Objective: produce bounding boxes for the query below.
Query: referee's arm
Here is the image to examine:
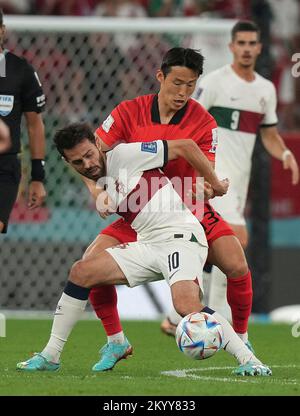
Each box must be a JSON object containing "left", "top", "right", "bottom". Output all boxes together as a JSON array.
[
  {"left": 0, "top": 119, "right": 10, "bottom": 153},
  {"left": 25, "top": 111, "right": 47, "bottom": 209}
]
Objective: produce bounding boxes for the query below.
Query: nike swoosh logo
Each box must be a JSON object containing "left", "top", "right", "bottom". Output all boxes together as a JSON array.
[
  {"left": 223, "top": 341, "right": 230, "bottom": 350},
  {"left": 230, "top": 97, "right": 240, "bottom": 101},
  {"left": 169, "top": 270, "right": 180, "bottom": 281},
  {"left": 54, "top": 313, "right": 63, "bottom": 316}
]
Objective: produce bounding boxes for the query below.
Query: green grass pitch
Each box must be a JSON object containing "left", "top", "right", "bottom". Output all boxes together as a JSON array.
[{"left": 0, "top": 319, "right": 299, "bottom": 396}]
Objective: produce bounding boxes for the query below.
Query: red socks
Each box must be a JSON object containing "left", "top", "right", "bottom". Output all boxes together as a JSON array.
[
  {"left": 89, "top": 286, "right": 122, "bottom": 336},
  {"left": 227, "top": 270, "right": 253, "bottom": 334}
]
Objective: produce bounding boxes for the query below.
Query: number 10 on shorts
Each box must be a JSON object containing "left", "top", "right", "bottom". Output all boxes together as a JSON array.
[{"left": 168, "top": 252, "right": 179, "bottom": 272}]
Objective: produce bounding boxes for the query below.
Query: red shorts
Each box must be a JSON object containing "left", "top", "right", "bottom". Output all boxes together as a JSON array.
[{"left": 101, "top": 203, "right": 234, "bottom": 246}]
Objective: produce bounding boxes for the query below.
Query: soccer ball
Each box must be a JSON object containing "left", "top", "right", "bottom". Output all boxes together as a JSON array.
[{"left": 175, "top": 312, "right": 223, "bottom": 360}]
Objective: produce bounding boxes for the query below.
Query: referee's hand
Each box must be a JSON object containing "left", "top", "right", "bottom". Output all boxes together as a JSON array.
[
  {"left": 0, "top": 120, "right": 11, "bottom": 153},
  {"left": 28, "top": 181, "right": 46, "bottom": 209}
]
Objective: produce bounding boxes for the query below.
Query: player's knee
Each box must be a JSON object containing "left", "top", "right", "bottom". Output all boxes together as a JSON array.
[
  {"left": 173, "top": 297, "right": 203, "bottom": 318},
  {"left": 69, "top": 260, "right": 91, "bottom": 287},
  {"left": 238, "top": 235, "right": 248, "bottom": 250},
  {"left": 226, "top": 256, "right": 248, "bottom": 278}
]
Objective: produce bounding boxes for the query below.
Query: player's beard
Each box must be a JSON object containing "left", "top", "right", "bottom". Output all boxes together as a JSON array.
[
  {"left": 84, "top": 166, "right": 102, "bottom": 180},
  {"left": 84, "top": 159, "right": 105, "bottom": 181}
]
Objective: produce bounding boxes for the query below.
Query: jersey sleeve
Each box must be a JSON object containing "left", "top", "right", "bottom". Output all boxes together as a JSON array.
[
  {"left": 21, "top": 61, "right": 45, "bottom": 113},
  {"left": 95, "top": 104, "right": 128, "bottom": 148},
  {"left": 260, "top": 82, "right": 278, "bottom": 127},
  {"left": 111, "top": 140, "right": 168, "bottom": 173},
  {"left": 193, "top": 74, "right": 217, "bottom": 111},
  {"left": 194, "top": 117, "right": 218, "bottom": 163}
]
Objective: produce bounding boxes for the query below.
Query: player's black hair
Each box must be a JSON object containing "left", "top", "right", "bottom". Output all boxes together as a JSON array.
[
  {"left": 160, "top": 47, "right": 204, "bottom": 77},
  {"left": 0, "top": 9, "right": 3, "bottom": 26},
  {"left": 54, "top": 122, "right": 96, "bottom": 158},
  {"left": 231, "top": 20, "right": 261, "bottom": 41}
]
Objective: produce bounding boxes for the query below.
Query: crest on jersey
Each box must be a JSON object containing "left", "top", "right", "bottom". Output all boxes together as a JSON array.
[
  {"left": 102, "top": 114, "right": 114, "bottom": 133},
  {"left": 0, "top": 95, "right": 14, "bottom": 116},
  {"left": 141, "top": 142, "right": 157, "bottom": 153},
  {"left": 259, "top": 97, "right": 267, "bottom": 113}
]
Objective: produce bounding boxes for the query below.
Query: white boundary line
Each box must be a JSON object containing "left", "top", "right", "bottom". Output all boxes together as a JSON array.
[
  {"left": 0, "top": 310, "right": 97, "bottom": 320},
  {"left": 161, "top": 365, "right": 300, "bottom": 386}
]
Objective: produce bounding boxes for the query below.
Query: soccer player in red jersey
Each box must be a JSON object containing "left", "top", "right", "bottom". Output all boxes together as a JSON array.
[{"left": 85, "top": 48, "right": 254, "bottom": 371}]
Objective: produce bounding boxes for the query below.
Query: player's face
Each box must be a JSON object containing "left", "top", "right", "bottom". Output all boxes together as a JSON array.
[
  {"left": 156, "top": 66, "right": 198, "bottom": 111},
  {"left": 64, "top": 139, "right": 105, "bottom": 181},
  {"left": 230, "top": 32, "right": 262, "bottom": 68}
]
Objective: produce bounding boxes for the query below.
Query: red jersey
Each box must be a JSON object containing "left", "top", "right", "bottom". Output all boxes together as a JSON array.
[
  {"left": 95, "top": 94, "right": 218, "bottom": 186},
  {"left": 96, "top": 94, "right": 234, "bottom": 246}
]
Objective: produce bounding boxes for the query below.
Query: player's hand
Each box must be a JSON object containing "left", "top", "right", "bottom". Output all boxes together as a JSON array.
[
  {"left": 211, "top": 178, "right": 229, "bottom": 197},
  {"left": 98, "top": 210, "right": 113, "bottom": 219},
  {"left": 28, "top": 181, "right": 46, "bottom": 209},
  {"left": 191, "top": 181, "right": 215, "bottom": 201},
  {"left": 283, "top": 152, "right": 299, "bottom": 185},
  {"left": 96, "top": 190, "right": 116, "bottom": 219}
]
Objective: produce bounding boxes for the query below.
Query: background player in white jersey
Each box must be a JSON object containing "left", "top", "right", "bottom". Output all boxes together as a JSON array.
[
  {"left": 17, "top": 123, "right": 271, "bottom": 376},
  {"left": 195, "top": 20, "right": 299, "bottom": 314}
]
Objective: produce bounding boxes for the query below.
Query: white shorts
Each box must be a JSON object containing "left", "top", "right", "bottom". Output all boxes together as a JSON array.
[
  {"left": 210, "top": 185, "right": 247, "bottom": 226},
  {"left": 106, "top": 239, "right": 208, "bottom": 290}
]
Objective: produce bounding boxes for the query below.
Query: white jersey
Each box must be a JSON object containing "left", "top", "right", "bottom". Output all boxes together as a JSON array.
[
  {"left": 195, "top": 64, "right": 277, "bottom": 193},
  {"left": 194, "top": 64, "right": 278, "bottom": 224},
  {"left": 104, "top": 140, "right": 207, "bottom": 246}
]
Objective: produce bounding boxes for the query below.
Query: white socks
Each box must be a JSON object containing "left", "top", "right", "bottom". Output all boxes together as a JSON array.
[
  {"left": 42, "top": 292, "right": 88, "bottom": 363},
  {"left": 209, "top": 266, "right": 232, "bottom": 321},
  {"left": 202, "top": 270, "right": 211, "bottom": 305},
  {"left": 107, "top": 331, "right": 126, "bottom": 345},
  {"left": 237, "top": 332, "right": 249, "bottom": 343},
  {"left": 167, "top": 308, "right": 182, "bottom": 326},
  {"left": 212, "top": 311, "right": 259, "bottom": 365}
]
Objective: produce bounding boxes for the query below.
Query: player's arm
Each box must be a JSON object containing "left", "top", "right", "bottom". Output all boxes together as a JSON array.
[
  {"left": 94, "top": 104, "right": 130, "bottom": 152},
  {"left": 25, "top": 111, "right": 47, "bottom": 209},
  {"left": 260, "top": 126, "right": 299, "bottom": 185},
  {"left": 166, "top": 139, "right": 228, "bottom": 196},
  {"left": 81, "top": 176, "right": 113, "bottom": 219},
  {"left": 94, "top": 135, "right": 112, "bottom": 152},
  {"left": 81, "top": 176, "right": 102, "bottom": 200}
]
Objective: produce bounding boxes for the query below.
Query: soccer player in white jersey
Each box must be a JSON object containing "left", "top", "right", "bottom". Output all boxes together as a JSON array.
[
  {"left": 194, "top": 20, "right": 299, "bottom": 313},
  {"left": 17, "top": 123, "right": 271, "bottom": 376}
]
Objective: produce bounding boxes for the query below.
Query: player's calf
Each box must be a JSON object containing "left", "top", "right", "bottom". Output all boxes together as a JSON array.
[{"left": 171, "top": 280, "right": 204, "bottom": 317}]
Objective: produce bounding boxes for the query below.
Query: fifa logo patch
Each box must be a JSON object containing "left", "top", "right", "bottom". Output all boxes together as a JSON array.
[
  {"left": 141, "top": 142, "right": 157, "bottom": 153},
  {"left": 0, "top": 95, "right": 14, "bottom": 116}
]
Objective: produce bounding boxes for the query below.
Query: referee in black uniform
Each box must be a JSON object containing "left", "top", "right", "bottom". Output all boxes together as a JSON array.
[{"left": 0, "top": 10, "right": 46, "bottom": 233}]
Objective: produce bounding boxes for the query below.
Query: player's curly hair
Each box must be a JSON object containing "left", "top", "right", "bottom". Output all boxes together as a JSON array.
[
  {"left": 54, "top": 122, "right": 95, "bottom": 158},
  {"left": 0, "top": 9, "right": 3, "bottom": 26},
  {"left": 160, "top": 48, "right": 204, "bottom": 77}
]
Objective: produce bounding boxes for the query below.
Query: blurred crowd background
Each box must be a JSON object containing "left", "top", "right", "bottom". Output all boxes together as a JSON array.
[{"left": 2, "top": 0, "right": 300, "bottom": 130}]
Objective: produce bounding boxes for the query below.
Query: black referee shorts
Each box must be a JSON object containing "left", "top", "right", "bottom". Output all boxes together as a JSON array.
[{"left": 0, "top": 154, "right": 21, "bottom": 233}]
